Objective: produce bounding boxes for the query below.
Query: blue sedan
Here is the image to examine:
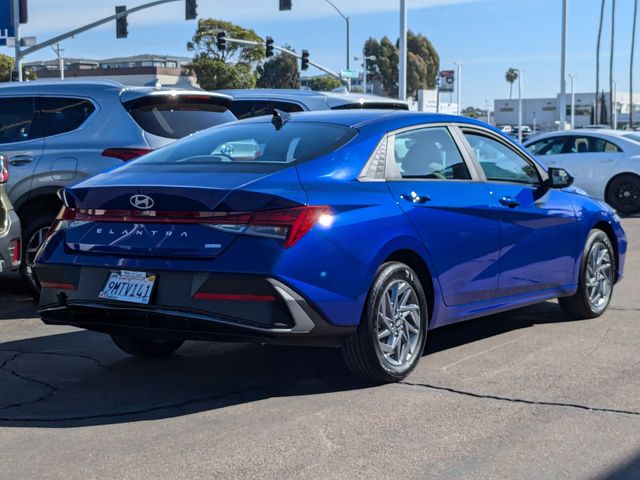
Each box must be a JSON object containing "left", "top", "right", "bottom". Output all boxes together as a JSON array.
[{"left": 35, "top": 110, "right": 626, "bottom": 382}]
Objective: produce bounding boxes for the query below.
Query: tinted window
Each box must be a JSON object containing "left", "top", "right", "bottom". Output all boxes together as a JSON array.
[
  {"left": 393, "top": 127, "right": 470, "bottom": 180},
  {"left": 526, "top": 136, "right": 569, "bottom": 155},
  {"left": 127, "top": 121, "right": 356, "bottom": 171},
  {"left": 567, "top": 136, "right": 622, "bottom": 153},
  {"left": 229, "top": 100, "right": 304, "bottom": 120},
  {"left": 465, "top": 132, "right": 540, "bottom": 185},
  {"left": 40, "top": 97, "right": 95, "bottom": 137},
  {"left": 125, "top": 96, "right": 236, "bottom": 139},
  {"left": 0, "top": 97, "right": 41, "bottom": 144}
]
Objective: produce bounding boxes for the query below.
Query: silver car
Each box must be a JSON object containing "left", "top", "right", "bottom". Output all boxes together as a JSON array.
[
  {"left": 0, "top": 80, "right": 234, "bottom": 293},
  {"left": 0, "top": 155, "right": 21, "bottom": 273}
]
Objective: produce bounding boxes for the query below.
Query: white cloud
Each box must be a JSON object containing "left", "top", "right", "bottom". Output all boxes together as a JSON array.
[{"left": 24, "top": 0, "right": 490, "bottom": 34}]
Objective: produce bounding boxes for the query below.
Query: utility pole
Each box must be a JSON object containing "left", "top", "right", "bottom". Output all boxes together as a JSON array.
[
  {"left": 52, "top": 43, "right": 64, "bottom": 80},
  {"left": 559, "top": 0, "right": 568, "bottom": 130},
  {"left": 398, "top": 0, "right": 407, "bottom": 100},
  {"left": 455, "top": 62, "right": 462, "bottom": 115},
  {"left": 569, "top": 74, "right": 576, "bottom": 129}
]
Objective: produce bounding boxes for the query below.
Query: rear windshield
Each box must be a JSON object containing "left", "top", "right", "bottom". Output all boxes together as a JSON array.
[
  {"left": 128, "top": 121, "right": 357, "bottom": 171},
  {"left": 124, "top": 96, "right": 236, "bottom": 139}
]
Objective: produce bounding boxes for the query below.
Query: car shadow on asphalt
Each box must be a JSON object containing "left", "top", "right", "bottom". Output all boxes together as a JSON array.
[{"left": 0, "top": 299, "right": 580, "bottom": 429}]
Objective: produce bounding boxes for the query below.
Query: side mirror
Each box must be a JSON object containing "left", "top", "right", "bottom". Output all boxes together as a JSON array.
[{"left": 547, "top": 167, "right": 574, "bottom": 189}]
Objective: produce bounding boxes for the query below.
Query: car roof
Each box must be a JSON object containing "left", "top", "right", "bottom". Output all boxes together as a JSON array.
[
  {"left": 0, "top": 80, "right": 232, "bottom": 105},
  {"left": 217, "top": 88, "right": 409, "bottom": 109},
  {"left": 233, "top": 109, "right": 494, "bottom": 131},
  {"left": 524, "top": 129, "right": 640, "bottom": 149}
]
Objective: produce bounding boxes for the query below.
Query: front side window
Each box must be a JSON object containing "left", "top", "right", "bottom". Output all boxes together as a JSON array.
[
  {"left": 465, "top": 132, "right": 540, "bottom": 185},
  {"left": 392, "top": 127, "right": 471, "bottom": 180},
  {"left": 40, "top": 97, "right": 96, "bottom": 137},
  {"left": 0, "top": 97, "right": 40, "bottom": 144},
  {"left": 526, "top": 136, "right": 569, "bottom": 156}
]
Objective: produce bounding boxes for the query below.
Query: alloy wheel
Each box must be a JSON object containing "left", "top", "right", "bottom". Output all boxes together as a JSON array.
[{"left": 585, "top": 241, "right": 613, "bottom": 311}]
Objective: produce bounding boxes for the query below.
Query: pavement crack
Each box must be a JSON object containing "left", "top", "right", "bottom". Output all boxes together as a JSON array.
[
  {"left": 0, "top": 353, "right": 59, "bottom": 412},
  {"left": 399, "top": 381, "right": 640, "bottom": 417},
  {"left": 0, "top": 349, "right": 114, "bottom": 371}
]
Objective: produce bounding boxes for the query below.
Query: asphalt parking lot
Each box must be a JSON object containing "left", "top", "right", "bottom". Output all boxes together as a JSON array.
[{"left": 0, "top": 219, "right": 639, "bottom": 480}]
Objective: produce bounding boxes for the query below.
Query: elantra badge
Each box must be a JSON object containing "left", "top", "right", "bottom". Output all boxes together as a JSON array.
[{"left": 130, "top": 194, "right": 154, "bottom": 210}]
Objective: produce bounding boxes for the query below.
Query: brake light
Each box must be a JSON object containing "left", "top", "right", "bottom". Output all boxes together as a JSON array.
[
  {"left": 0, "top": 155, "right": 8, "bottom": 183},
  {"left": 51, "top": 206, "right": 332, "bottom": 248},
  {"left": 101, "top": 148, "right": 152, "bottom": 161}
]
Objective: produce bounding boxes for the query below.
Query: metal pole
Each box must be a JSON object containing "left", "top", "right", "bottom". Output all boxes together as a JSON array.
[
  {"left": 12, "top": 0, "right": 22, "bottom": 81},
  {"left": 362, "top": 49, "right": 367, "bottom": 94},
  {"left": 559, "top": 0, "right": 568, "bottom": 129},
  {"left": 485, "top": 100, "right": 490, "bottom": 124},
  {"left": 569, "top": 74, "right": 575, "bottom": 128},
  {"left": 398, "top": 0, "right": 407, "bottom": 100},
  {"left": 518, "top": 70, "right": 523, "bottom": 143},
  {"left": 613, "top": 80, "right": 619, "bottom": 129},
  {"left": 455, "top": 62, "right": 462, "bottom": 115},
  {"left": 346, "top": 17, "right": 350, "bottom": 70},
  {"left": 436, "top": 78, "right": 440, "bottom": 113}
]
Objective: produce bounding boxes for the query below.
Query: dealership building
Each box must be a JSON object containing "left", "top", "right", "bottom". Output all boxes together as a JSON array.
[{"left": 493, "top": 92, "right": 640, "bottom": 131}]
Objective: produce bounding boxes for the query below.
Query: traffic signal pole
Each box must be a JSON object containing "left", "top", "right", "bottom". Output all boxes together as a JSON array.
[
  {"left": 12, "top": 0, "right": 22, "bottom": 81},
  {"left": 15, "top": 0, "right": 193, "bottom": 78}
]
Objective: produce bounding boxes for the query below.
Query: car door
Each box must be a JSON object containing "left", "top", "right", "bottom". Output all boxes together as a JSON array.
[
  {"left": 0, "top": 96, "right": 44, "bottom": 204},
  {"left": 461, "top": 128, "right": 577, "bottom": 297},
  {"left": 384, "top": 125, "right": 501, "bottom": 306}
]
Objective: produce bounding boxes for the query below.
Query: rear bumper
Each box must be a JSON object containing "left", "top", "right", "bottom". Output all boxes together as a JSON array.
[
  {"left": 0, "top": 210, "right": 21, "bottom": 273},
  {"left": 36, "top": 265, "right": 354, "bottom": 346}
]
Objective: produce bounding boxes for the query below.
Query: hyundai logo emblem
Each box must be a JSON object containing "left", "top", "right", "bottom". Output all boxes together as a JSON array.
[{"left": 130, "top": 194, "right": 155, "bottom": 210}]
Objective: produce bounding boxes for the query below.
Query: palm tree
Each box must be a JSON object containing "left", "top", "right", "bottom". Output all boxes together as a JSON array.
[
  {"left": 505, "top": 68, "right": 518, "bottom": 100},
  {"left": 630, "top": 0, "right": 638, "bottom": 129},
  {"left": 596, "top": 0, "right": 606, "bottom": 124},
  {"left": 609, "top": 0, "right": 616, "bottom": 127}
]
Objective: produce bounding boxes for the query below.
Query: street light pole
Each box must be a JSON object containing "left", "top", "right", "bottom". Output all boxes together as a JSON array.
[
  {"left": 613, "top": 79, "right": 619, "bottom": 129},
  {"left": 518, "top": 69, "right": 524, "bottom": 143},
  {"left": 559, "top": 0, "right": 568, "bottom": 130},
  {"left": 12, "top": 0, "right": 22, "bottom": 81},
  {"left": 323, "top": 0, "right": 349, "bottom": 70},
  {"left": 398, "top": 0, "right": 407, "bottom": 100},
  {"left": 569, "top": 74, "right": 576, "bottom": 128},
  {"left": 455, "top": 62, "right": 462, "bottom": 115}
]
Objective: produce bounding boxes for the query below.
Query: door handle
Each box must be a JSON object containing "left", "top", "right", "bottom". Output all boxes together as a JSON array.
[
  {"left": 9, "top": 155, "right": 33, "bottom": 166},
  {"left": 400, "top": 192, "right": 431, "bottom": 204},
  {"left": 498, "top": 196, "right": 520, "bottom": 208}
]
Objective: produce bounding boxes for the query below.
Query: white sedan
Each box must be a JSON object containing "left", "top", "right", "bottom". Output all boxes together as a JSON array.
[{"left": 525, "top": 129, "right": 640, "bottom": 214}]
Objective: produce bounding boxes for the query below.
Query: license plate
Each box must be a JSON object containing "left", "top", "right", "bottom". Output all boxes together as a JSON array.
[{"left": 99, "top": 270, "right": 156, "bottom": 305}]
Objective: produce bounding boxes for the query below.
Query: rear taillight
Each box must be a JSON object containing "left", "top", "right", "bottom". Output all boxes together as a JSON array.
[
  {"left": 101, "top": 148, "right": 152, "bottom": 161},
  {"left": 0, "top": 155, "right": 8, "bottom": 183},
  {"left": 50, "top": 206, "right": 333, "bottom": 248}
]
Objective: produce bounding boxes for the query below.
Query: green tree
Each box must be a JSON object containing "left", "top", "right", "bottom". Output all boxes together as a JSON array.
[
  {"left": 306, "top": 75, "right": 341, "bottom": 91},
  {"left": 0, "top": 54, "right": 15, "bottom": 82},
  {"left": 363, "top": 31, "right": 439, "bottom": 98},
  {"left": 505, "top": 68, "right": 519, "bottom": 100},
  {"left": 187, "top": 19, "right": 263, "bottom": 90},
  {"left": 256, "top": 50, "right": 299, "bottom": 89}
]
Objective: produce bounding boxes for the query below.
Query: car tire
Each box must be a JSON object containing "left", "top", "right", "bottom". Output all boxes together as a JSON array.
[
  {"left": 342, "top": 262, "right": 428, "bottom": 383},
  {"left": 559, "top": 229, "right": 615, "bottom": 319},
  {"left": 605, "top": 173, "right": 640, "bottom": 215},
  {"left": 20, "top": 212, "right": 59, "bottom": 299},
  {"left": 111, "top": 334, "right": 184, "bottom": 357}
]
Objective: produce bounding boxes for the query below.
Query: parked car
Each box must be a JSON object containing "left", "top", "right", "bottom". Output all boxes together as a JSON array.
[
  {"left": 35, "top": 110, "right": 626, "bottom": 382},
  {"left": 0, "top": 80, "right": 235, "bottom": 293},
  {"left": 524, "top": 129, "right": 640, "bottom": 214},
  {"left": 217, "top": 88, "right": 408, "bottom": 119},
  {"left": 0, "top": 155, "right": 21, "bottom": 273}
]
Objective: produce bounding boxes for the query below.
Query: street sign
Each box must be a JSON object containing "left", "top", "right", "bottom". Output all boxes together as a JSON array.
[
  {"left": 0, "top": 0, "right": 16, "bottom": 47},
  {"left": 439, "top": 70, "right": 455, "bottom": 92},
  {"left": 341, "top": 68, "right": 359, "bottom": 79}
]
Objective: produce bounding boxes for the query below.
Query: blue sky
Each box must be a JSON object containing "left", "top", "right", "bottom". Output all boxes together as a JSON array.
[{"left": 1, "top": 0, "right": 637, "bottom": 107}]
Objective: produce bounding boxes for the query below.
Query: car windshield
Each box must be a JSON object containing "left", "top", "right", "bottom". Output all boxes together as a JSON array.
[
  {"left": 623, "top": 133, "right": 640, "bottom": 144},
  {"left": 127, "top": 121, "right": 357, "bottom": 172},
  {"left": 124, "top": 95, "right": 236, "bottom": 139}
]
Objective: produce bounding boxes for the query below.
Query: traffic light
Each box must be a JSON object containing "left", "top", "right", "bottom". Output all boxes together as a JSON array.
[
  {"left": 265, "top": 37, "right": 274, "bottom": 58},
  {"left": 279, "top": 0, "right": 292, "bottom": 11},
  {"left": 115, "top": 6, "right": 128, "bottom": 39},
  {"left": 185, "top": 0, "right": 197, "bottom": 20},
  {"left": 216, "top": 31, "right": 227, "bottom": 51},
  {"left": 301, "top": 50, "right": 309, "bottom": 71},
  {"left": 18, "top": 0, "right": 28, "bottom": 23}
]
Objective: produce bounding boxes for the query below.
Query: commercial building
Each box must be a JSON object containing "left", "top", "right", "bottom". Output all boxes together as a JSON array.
[{"left": 25, "top": 54, "right": 198, "bottom": 88}]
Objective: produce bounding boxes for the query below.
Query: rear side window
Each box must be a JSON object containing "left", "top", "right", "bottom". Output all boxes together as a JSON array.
[
  {"left": 124, "top": 96, "right": 236, "bottom": 139},
  {"left": 230, "top": 100, "right": 304, "bottom": 120},
  {"left": 568, "top": 136, "right": 622, "bottom": 154},
  {"left": 40, "top": 97, "right": 95, "bottom": 137},
  {"left": 0, "top": 97, "right": 41, "bottom": 144},
  {"left": 127, "top": 121, "right": 356, "bottom": 172}
]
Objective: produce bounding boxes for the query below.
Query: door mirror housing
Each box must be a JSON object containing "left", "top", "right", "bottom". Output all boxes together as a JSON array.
[{"left": 547, "top": 167, "right": 574, "bottom": 189}]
